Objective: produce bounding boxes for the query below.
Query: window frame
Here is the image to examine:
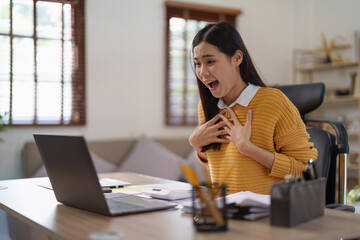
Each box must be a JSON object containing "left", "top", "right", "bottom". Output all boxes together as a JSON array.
[
  {"left": 0, "top": 0, "right": 85, "bottom": 126},
  {"left": 165, "top": 1, "right": 241, "bottom": 126}
]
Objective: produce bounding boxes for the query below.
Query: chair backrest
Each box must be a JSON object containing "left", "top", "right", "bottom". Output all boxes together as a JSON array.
[
  {"left": 275, "top": 82, "right": 325, "bottom": 120},
  {"left": 275, "top": 82, "right": 340, "bottom": 204}
]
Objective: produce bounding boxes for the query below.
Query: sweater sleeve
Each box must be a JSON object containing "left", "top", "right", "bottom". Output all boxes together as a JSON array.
[
  {"left": 196, "top": 101, "right": 209, "bottom": 168},
  {"left": 269, "top": 93, "right": 318, "bottom": 178}
]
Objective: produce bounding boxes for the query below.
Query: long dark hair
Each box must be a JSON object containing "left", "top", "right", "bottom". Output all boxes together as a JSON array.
[{"left": 192, "top": 22, "right": 266, "bottom": 152}]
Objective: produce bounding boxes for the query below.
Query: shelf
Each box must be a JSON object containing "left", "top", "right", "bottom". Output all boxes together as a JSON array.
[
  {"left": 348, "top": 132, "right": 359, "bottom": 137},
  {"left": 324, "top": 95, "right": 359, "bottom": 103},
  {"left": 293, "top": 41, "right": 360, "bottom": 185},
  {"left": 348, "top": 164, "right": 358, "bottom": 179},
  {"left": 294, "top": 44, "right": 352, "bottom": 55},
  {"left": 296, "top": 61, "right": 358, "bottom": 72},
  {"left": 348, "top": 163, "right": 358, "bottom": 171}
]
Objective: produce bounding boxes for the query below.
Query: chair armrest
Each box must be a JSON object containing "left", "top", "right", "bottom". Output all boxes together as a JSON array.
[
  {"left": 306, "top": 119, "right": 349, "bottom": 154},
  {"left": 325, "top": 203, "right": 355, "bottom": 213}
]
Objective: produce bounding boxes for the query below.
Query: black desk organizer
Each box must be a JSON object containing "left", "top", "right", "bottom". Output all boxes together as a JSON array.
[
  {"left": 192, "top": 185, "right": 227, "bottom": 232},
  {"left": 270, "top": 178, "right": 326, "bottom": 227}
]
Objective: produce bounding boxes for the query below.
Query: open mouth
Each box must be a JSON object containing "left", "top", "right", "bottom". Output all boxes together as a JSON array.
[{"left": 208, "top": 80, "right": 219, "bottom": 89}]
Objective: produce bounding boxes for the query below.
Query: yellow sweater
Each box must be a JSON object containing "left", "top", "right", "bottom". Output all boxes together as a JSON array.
[{"left": 198, "top": 87, "right": 318, "bottom": 194}]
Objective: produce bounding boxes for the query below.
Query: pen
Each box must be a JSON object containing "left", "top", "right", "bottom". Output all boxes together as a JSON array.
[
  {"left": 303, "top": 159, "right": 318, "bottom": 180},
  {"left": 103, "top": 188, "right": 112, "bottom": 193},
  {"left": 284, "top": 174, "right": 294, "bottom": 183},
  {"left": 308, "top": 159, "right": 318, "bottom": 179},
  {"left": 109, "top": 186, "right": 124, "bottom": 189}
]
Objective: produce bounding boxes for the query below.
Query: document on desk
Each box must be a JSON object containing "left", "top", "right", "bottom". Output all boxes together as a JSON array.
[
  {"left": 226, "top": 191, "right": 270, "bottom": 207},
  {"left": 107, "top": 180, "right": 193, "bottom": 198},
  {"left": 225, "top": 191, "right": 270, "bottom": 220},
  {"left": 181, "top": 191, "right": 270, "bottom": 215}
]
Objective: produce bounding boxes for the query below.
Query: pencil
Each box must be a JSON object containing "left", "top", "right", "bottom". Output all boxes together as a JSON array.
[
  {"left": 180, "top": 163, "right": 224, "bottom": 225},
  {"left": 210, "top": 159, "right": 239, "bottom": 198}
]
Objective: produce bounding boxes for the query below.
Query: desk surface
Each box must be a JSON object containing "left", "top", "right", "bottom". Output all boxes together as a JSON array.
[{"left": 1, "top": 172, "right": 360, "bottom": 240}]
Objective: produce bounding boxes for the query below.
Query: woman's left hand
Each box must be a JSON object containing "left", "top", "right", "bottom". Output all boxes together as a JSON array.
[{"left": 219, "top": 108, "right": 252, "bottom": 154}]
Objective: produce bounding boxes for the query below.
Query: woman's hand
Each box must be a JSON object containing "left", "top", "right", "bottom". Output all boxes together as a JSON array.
[
  {"left": 189, "top": 111, "right": 230, "bottom": 153},
  {"left": 219, "top": 108, "right": 252, "bottom": 154},
  {"left": 219, "top": 108, "right": 275, "bottom": 169}
]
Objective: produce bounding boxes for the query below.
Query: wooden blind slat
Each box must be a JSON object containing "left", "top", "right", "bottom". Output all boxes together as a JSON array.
[
  {"left": 165, "top": 2, "right": 241, "bottom": 126},
  {"left": 167, "top": 7, "right": 238, "bottom": 23},
  {"left": 9, "top": 0, "right": 13, "bottom": 124},
  {"left": 72, "top": 0, "right": 86, "bottom": 125},
  {"left": 2, "top": 0, "right": 85, "bottom": 126},
  {"left": 165, "top": 1, "right": 242, "bottom": 16},
  {"left": 61, "top": 2, "right": 65, "bottom": 124},
  {"left": 33, "top": 0, "right": 38, "bottom": 124}
]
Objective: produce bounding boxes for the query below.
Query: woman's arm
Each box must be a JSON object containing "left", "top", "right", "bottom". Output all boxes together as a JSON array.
[{"left": 219, "top": 106, "right": 317, "bottom": 177}]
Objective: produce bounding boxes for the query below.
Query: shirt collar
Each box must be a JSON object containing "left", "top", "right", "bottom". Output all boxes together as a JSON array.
[{"left": 217, "top": 84, "right": 260, "bottom": 109}]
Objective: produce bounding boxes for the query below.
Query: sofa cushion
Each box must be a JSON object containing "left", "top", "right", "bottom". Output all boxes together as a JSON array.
[
  {"left": 117, "top": 136, "right": 185, "bottom": 180},
  {"left": 32, "top": 164, "right": 48, "bottom": 178},
  {"left": 32, "top": 151, "right": 117, "bottom": 177}
]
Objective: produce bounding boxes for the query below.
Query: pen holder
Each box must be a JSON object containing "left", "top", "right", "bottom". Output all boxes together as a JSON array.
[
  {"left": 191, "top": 185, "right": 227, "bottom": 232},
  {"left": 270, "top": 177, "right": 326, "bottom": 227}
]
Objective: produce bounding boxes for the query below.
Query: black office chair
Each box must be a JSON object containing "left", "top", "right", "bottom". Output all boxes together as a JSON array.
[{"left": 275, "top": 82, "right": 354, "bottom": 211}]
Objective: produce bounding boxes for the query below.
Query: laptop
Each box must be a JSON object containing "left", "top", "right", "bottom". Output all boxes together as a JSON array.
[{"left": 33, "top": 134, "right": 177, "bottom": 216}]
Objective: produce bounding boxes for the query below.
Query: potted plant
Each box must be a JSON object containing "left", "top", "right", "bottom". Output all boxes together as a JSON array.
[{"left": 347, "top": 185, "right": 360, "bottom": 205}]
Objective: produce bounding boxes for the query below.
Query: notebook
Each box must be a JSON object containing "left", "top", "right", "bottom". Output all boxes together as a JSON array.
[{"left": 33, "top": 134, "right": 177, "bottom": 216}]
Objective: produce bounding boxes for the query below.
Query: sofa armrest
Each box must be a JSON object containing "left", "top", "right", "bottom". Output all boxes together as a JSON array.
[{"left": 22, "top": 142, "right": 43, "bottom": 178}]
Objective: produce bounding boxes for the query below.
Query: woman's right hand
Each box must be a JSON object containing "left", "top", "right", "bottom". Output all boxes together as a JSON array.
[{"left": 189, "top": 112, "right": 230, "bottom": 153}]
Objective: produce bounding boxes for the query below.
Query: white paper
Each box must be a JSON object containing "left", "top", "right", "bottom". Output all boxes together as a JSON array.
[
  {"left": 37, "top": 177, "right": 131, "bottom": 190},
  {"left": 225, "top": 191, "right": 270, "bottom": 207},
  {"left": 98, "top": 178, "right": 131, "bottom": 187}
]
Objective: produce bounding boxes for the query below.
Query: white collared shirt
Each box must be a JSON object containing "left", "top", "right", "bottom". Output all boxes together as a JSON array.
[{"left": 217, "top": 84, "right": 260, "bottom": 109}]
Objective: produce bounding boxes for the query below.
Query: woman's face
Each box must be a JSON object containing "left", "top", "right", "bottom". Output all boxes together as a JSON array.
[{"left": 193, "top": 41, "right": 244, "bottom": 104}]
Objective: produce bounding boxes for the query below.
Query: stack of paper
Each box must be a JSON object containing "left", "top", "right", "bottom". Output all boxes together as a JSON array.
[
  {"left": 226, "top": 191, "right": 270, "bottom": 219},
  {"left": 181, "top": 191, "right": 270, "bottom": 220}
]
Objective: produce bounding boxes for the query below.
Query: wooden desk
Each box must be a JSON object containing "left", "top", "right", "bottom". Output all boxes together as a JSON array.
[{"left": 1, "top": 172, "right": 360, "bottom": 240}]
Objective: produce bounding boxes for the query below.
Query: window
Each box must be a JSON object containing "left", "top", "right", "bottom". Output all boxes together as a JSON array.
[
  {"left": 165, "top": 1, "right": 241, "bottom": 126},
  {"left": 0, "top": 0, "right": 85, "bottom": 126}
]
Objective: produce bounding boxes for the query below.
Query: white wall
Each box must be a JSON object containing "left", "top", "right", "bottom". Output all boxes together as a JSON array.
[
  {"left": 0, "top": 0, "right": 360, "bottom": 180},
  {"left": 297, "top": 0, "right": 360, "bottom": 90}
]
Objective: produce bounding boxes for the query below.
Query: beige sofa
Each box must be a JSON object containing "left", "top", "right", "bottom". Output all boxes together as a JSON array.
[{"left": 22, "top": 137, "right": 193, "bottom": 178}]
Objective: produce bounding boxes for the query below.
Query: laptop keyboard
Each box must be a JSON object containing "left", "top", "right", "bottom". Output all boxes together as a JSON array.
[{"left": 106, "top": 199, "right": 144, "bottom": 211}]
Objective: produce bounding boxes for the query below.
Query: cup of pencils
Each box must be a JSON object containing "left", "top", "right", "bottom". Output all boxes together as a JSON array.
[
  {"left": 191, "top": 184, "right": 227, "bottom": 231},
  {"left": 180, "top": 163, "right": 228, "bottom": 231}
]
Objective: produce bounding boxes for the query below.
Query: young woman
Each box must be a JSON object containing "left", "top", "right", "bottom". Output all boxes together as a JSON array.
[{"left": 189, "top": 22, "right": 318, "bottom": 194}]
